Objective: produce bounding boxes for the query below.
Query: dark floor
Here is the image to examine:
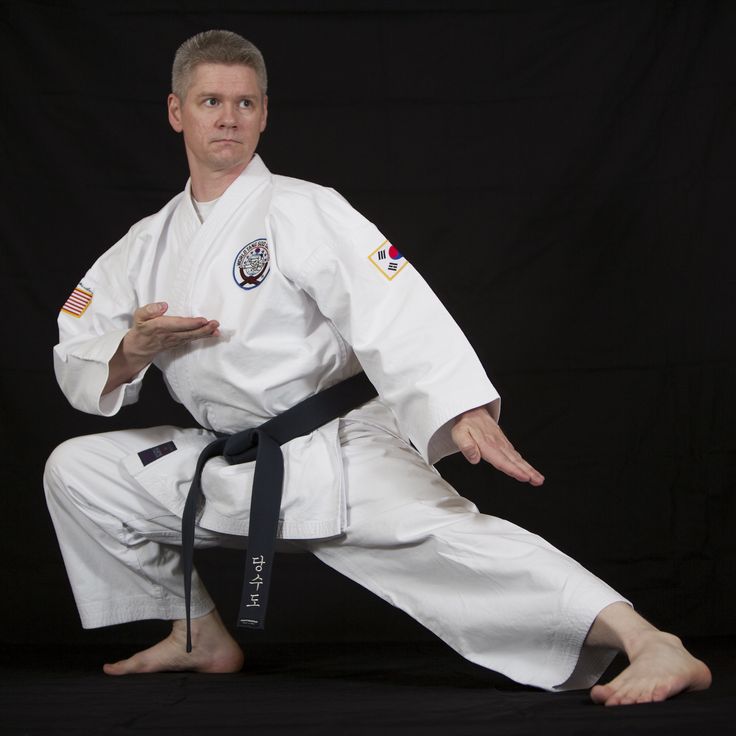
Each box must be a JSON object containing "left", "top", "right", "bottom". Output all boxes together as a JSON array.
[{"left": 1, "top": 638, "right": 734, "bottom": 735}]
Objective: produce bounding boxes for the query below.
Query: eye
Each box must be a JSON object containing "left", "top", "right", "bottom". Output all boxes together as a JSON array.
[
  {"left": 204, "top": 98, "right": 218, "bottom": 107},
  {"left": 239, "top": 99, "right": 252, "bottom": 109}
]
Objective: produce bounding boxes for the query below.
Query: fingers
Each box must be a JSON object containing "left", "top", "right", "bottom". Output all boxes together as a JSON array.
[
  {"left": 451, "top": 409, "right": 545, "bottom": 486},
  {"left": 127, "top": 302, "right": 220, "bottom": 360},
  {"left": 151, "top": 316, "right": 219, "bottom": 336},
  {"left": 135, "top": 302, "right": 215, "bottom": 333},
  {"left": 469, "top": 430, "right": 544, "bottom": 485},
  {"left": 158, "top": 319, "right": 221, "bottom": 348},
  {"left": 467, "top": 426, "right": 545, "bottom": 486},
  {"left": 135, "top": 303, "right": 219, "bottom": 335}
]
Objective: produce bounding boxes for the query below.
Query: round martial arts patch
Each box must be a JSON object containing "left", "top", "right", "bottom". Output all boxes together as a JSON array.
[{"left": 233, "top": 239, "right": 270, "bottom": 290}]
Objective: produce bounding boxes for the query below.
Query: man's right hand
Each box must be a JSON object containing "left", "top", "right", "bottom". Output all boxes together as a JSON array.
[{"left": 103, "top": 302, "right": 220, "bottom": 394}]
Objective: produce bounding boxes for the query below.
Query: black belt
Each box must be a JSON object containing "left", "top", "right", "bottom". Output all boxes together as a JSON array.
[{"left": 181, "top": 372, "right": 377, "bottom": 652}]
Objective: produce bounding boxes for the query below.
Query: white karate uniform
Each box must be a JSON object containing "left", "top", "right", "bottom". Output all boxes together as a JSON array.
[{"left": 44, "top": 155, "right": 627, "bottom": 691}]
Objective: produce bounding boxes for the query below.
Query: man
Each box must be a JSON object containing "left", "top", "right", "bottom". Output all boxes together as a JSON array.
[{"left": 44, "top": 30, "right": 711, "bottom": 706}]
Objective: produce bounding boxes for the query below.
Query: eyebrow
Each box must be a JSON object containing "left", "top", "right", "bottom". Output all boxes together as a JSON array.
[{"left": 197, "top": 92, "right": 259, "bottom": 100}]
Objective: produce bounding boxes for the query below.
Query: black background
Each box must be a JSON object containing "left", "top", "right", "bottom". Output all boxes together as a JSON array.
[{"left": 1, "top": 0, "right": 735, "bottom": 650}]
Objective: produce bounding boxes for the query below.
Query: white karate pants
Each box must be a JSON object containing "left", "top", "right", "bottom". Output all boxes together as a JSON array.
[{"left": 44, "top": 420, "right": 627, "bottom": 692}]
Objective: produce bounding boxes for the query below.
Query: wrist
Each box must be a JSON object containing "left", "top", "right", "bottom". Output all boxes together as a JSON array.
[{"left": 121, "top": 330, "right": 154, "bottom": 369}]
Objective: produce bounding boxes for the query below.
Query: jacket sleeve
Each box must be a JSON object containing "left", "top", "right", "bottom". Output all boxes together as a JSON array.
[
  {"left": 53, "top": 231, "right": 149, "bottom": 416},
  {"left": 276, "top": 187, "right": 500, "bottom": 465}
]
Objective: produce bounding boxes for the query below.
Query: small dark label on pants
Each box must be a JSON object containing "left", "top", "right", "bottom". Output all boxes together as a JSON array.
[{"left": 138, "top": 441, "right": 177, "bottom": 466}]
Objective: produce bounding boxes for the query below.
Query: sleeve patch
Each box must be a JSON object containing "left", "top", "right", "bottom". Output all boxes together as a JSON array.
[
  {"left": 61, "top": 286, "right": 94, "bottom": 318},
  {"left": 368, "top": 241, "right": 409, "bottom": 280}
]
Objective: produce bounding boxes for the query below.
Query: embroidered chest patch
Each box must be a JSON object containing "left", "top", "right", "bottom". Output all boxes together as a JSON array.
[
  {"left": 233, "top": 239, "right": 270, "bottom": 290},
  {"left": 368, "top": 241, "right": 408, "bottom": 280},
  {"left": 61, "top": 285, "right": 94, "bottom": 317}
]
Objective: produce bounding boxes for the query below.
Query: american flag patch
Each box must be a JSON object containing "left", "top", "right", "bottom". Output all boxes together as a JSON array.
[
  {"left": 61, "top": 286, "right": 94, "bottom": 318},
  {"left": 368, "top": 240, "right": 408, "bottom": 281}
]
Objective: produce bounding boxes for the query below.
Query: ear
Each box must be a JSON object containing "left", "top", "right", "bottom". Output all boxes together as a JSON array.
[
  {"left": 260, "top": 94, "right": 268, "bottom": 133},
  {"left": 168, "top": 93, "right": 184, "bottom": 133}
]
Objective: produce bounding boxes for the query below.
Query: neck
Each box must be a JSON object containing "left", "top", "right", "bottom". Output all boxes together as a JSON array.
[{"left": 189, "top": 158, "right": 251, "bottom": 202}]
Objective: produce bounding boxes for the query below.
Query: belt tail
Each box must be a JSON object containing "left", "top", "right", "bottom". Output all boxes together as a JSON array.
[{"left": 236, "top": 430, "right": 284, "bottom": 629}]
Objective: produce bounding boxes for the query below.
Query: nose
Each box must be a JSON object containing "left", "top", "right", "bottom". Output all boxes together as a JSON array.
[{"left": 217, "top": 102, "right": 238, "bottom": 128}]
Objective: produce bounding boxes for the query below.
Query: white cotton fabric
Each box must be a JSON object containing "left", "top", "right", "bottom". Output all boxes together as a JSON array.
[{"left": 47, "top": 155, "right": 628, "bottom": 691}]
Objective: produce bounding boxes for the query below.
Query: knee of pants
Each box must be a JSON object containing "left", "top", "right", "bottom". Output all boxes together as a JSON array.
[
  {"left": 43, "top": 435, "right": 101, "bottom": 510},
  {"left": 44, "top": 437, "right": 75, "bottom": 505}
]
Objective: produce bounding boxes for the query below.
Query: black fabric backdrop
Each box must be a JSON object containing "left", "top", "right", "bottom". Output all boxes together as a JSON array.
[{"left": 1, "top": 0, "right": 734, "bottom": 649}]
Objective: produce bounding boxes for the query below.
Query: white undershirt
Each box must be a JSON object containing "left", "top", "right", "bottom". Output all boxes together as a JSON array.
[{"left": 192, "top": 194, "right": 220, "bottom": 223}]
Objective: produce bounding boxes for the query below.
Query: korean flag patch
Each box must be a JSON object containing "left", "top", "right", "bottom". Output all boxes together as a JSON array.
[{"left": 368, "top": 241, "right": 408, "bottom": 281}]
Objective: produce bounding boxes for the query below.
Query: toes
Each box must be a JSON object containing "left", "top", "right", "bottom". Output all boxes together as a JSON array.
[
  {"left": 590, "top": 684, "right": 613, "bottom": 704},
  {"left": 606, "top": 690, "right": 637, "bottom": 707},
  {"left": 592, "top": 679, "right": 640, "bottom": 707},
  {"left": 603, "top": 682, "right": 671, "bottom": 706},
  {"left": 651, "top": 683, "right": 673, "bottom": 702},
  {"left": 102, "top": 661, "right": 129, "bottom": 676},
  {"left": 103, "top": 654, "right": 150, "bottom": 675}
]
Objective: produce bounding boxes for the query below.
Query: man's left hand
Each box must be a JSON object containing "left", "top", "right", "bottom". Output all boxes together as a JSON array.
[{"left": 451, "top": 406, "right": 545, "bottom": 486}]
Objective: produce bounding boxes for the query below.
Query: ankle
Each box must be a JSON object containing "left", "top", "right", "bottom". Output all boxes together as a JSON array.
[
  {"left": 586, "top": 602, "right": 658, "bottom": 652},
  {"left": 624, "top": 629, "right": 682, "bottom": 659}
]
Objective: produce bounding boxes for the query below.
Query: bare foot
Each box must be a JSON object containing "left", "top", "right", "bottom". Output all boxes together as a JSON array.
[
  {"left": 103, "top": 610, "right": 244, "bottom": 675},
  {"left": 590, "top": 631, "right": 712, "bottom": 706}
]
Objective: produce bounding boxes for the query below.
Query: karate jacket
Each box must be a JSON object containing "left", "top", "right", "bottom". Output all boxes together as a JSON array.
[{"left": 54, "top": 155, "right": 500, "bottom": 539}]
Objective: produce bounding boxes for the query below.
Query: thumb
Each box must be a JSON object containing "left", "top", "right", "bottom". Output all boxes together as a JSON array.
[
  {"left": 145, "top": 301, "right": 168, "bottom": 317},
  {"left": 453, "top": 431, "right": 481, "bottom": 465},
  {"left": 134, "top": 301, "right": 168, "bottom": 326},
  {"left": 460, "top": 443, "right": 481, "bottom": 464}
]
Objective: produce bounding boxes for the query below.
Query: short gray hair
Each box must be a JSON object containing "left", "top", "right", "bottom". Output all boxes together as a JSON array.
[{"left": 171, "top": 30, "right": 268, "bottom": 99}]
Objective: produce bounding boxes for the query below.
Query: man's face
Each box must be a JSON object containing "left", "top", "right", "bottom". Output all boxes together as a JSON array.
[{"left": 168, "top": 63, "right": 268, "bottom": 179}]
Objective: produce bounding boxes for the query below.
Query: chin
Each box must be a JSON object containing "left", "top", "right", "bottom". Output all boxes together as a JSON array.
[{"left": 211, "top": 155, "right": 248, "bottom": 171}]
